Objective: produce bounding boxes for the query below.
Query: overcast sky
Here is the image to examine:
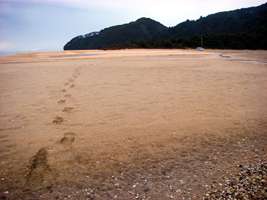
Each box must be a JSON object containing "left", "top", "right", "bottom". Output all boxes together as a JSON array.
[{"left": 0, "top": 0, "right": 266, "bottom": 52}]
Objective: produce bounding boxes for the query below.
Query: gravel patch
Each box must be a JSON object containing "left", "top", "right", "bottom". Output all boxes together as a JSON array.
[{"left": 203, "top": 162, "right": 267, "bottom": 200}]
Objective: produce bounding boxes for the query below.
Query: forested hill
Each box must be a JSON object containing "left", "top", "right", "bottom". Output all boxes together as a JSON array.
[
  {"left": 64, "top": 18, "right": 167, "bottom": 50},
  {"left": 64, "top": 3, "right": 267, "bottom": 50}
]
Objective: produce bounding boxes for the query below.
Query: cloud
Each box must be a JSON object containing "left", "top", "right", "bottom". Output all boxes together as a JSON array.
[
  {"left": 3, "top": 0, "right": 266, "bottom": 24},
  {"left": 4, "top": 0, "right": 266, "bottom": 11},
  {"left": 0, "top": 41, "right": 14, "bottom": 51}
]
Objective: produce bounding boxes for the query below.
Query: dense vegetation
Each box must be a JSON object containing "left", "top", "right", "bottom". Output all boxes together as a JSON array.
[
  {"left": 64, "top": 3, "right": 267, "bottom": 50},
  {"left": 64, "top": 18, "right": 167, "bottom": 50}
]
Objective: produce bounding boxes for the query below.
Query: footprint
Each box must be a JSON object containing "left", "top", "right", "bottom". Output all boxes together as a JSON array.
[
  {"left": 61, "top": 89, "right": 67, "bottom": 93},
  {"left": 68, "top": 78, "right": 74, "bottom": 83},
  {"left": 26, "top": 148, "right": 52, "bottom": 186},
  {"left": 64, "top": 82, "right": 69, "bottom": 86},
  {"left": 59, "top": 132, "right": 76, "bottom": 146},
  {"left": 28, "top": 148, "right": 49, "bottom": 173},
  {"left": 52, "top": 116, "right": 64, "bottom": 124},
  {"left": 62, "top": 107, "right": 74, "bottom": 113},
  {"left": 69, "top": 84, "right": 75, "bottom": 88},
  {"left": 57, "top": 99, "right": 66, "bottom": 104}
]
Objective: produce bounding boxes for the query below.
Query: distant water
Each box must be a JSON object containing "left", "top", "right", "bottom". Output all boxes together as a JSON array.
[
  {"left": 51, "top": 53, "right": 97, "bottom": 58},
  {"left": 0, "top": 51, "right": 16, "bottom": 57},
  {"left": 0, "top": 49, "right": 59, "bottom": 57}
]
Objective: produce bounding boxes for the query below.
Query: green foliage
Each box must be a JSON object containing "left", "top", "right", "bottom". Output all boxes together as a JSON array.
[
  {"left": 64, "top": 18, "right": 167, "bottom": 50},
  {"left": 64, "top": 3, "right": 267, "bottom": 50}
]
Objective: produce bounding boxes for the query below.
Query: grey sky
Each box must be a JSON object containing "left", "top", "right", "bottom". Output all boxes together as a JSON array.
[{"left": 0, "top": 0, "right": 266, "bottom": 52}]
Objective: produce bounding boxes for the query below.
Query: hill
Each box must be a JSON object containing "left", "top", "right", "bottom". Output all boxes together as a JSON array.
[
  {"left": 64, "top": 3, "right": 267, "bottom": 50},
  {"left": 64, "top": 18, "right": 167, "bottom": 50}
]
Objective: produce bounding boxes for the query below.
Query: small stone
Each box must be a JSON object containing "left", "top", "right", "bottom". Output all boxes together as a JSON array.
[
  {"left": 143, "top": 186, "right": 150, "bottom": 192},
  {"left": 176, "top": 189, "right": 182, "bottom": 193},
  {"left": 114, "top": 183, "right": 120, "bottom": 187},
  {"left": 203, "top": 162, "right": 266, "bottom": 200}
]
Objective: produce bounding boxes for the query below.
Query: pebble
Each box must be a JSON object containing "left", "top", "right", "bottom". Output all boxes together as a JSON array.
[
  {"left": 114, "top": 183, "right": 120, "bottom": 187},
  {"left": 203, "top": 162, "right": 267, "bottom": 200},
  {"left": 176, "top": 189, "right": 182, "bottom": 193}
]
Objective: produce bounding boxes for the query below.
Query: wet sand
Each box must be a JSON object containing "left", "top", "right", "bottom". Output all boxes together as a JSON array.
[{"left": 0, "top": 49, "right": 266, "bottom": 199}]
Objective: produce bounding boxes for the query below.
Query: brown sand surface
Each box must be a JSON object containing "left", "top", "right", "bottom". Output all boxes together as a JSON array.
[{"left": 0, "top": 49, "right": 266, "bottom": 199}]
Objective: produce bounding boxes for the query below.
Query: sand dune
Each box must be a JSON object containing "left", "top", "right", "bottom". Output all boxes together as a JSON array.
[{"left": 0, "top": 49, "right": 266, "bottom": 199}]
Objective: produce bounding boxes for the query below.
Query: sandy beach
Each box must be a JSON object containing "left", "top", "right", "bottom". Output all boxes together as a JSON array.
[{"left": 0, "top": 49, "right": 266, "bottom": 199}]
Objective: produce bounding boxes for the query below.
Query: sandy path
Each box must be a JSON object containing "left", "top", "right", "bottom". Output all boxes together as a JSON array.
[{"left": 0, "top": 49, "right": 266, "bottom": 199}]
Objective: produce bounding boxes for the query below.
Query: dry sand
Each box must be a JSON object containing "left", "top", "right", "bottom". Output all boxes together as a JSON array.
[{"left": 0, "top": 49, "right": 266, "bottom": 199}]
